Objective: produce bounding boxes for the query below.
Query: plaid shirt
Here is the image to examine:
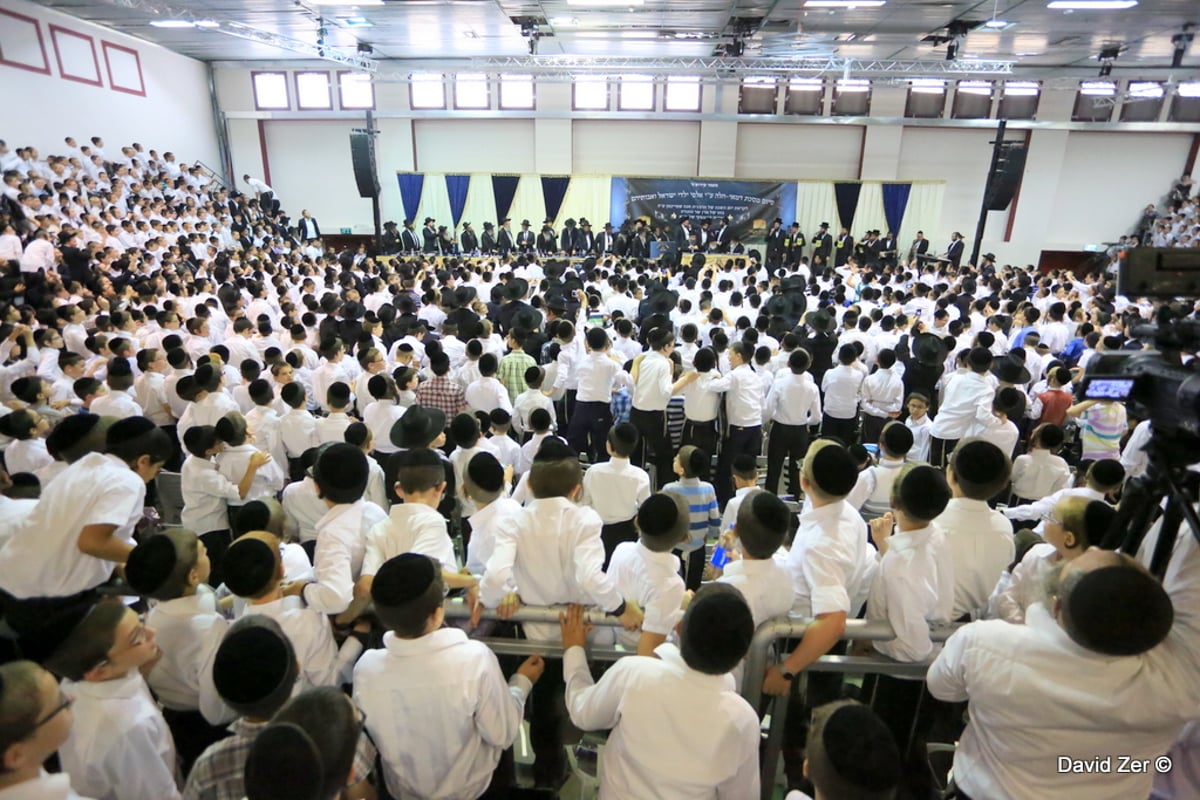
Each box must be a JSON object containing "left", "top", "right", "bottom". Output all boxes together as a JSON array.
[
  {"left": 497, "top": 351, "right": 537, "bottom": 402},
  {"left": 184, "top": 718, "right": 377, "bottom": 800},
  {"left": 415, "top": 375, "right": 466, "bottom": 419}
]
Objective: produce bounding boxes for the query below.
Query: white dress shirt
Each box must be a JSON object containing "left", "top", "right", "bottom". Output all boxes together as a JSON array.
[
  {"left": 564, "top": 642, "right": 760, "bottom": 799},
  {"left": 707, "top": 364, "right": 765, "bottom": 428},
  {"left": 579, "top": 457, "right": 651, "bottom": 524},
  {"left": 180, "top": 456, "right": 239, "bottom": 534},
  {"left": 682, "top": 373, "right": 721, "bottom": 422},
  {"left": 986, "top": 542, "right": 1057, "bottom": 624},
  {"left": 281, "top": 478, "right": 328, "bottom": 543},
  {"left": 311, "top": 360, "right": 352, "bottom": 412},
  {"left": 930, "top": 372, "right": 995, "bottom": 440},
  {"left": 860, "top": 367, "right": 904, "bottom": 419},
  {"left": 765, "top": 371, "right": 821, "bottom": 426},
  {"left": 5, "top": 437, "right": 52, "bottom": 475},
  {"left": 60, "top": 672, "right": 181, "bottom": 800},
  {"left": 362, "top": 502, "right": 456, "bottom": 577},
  {"left": 1011, "top": 449, "right": 1071, "bottom": 500},
  {"left": 303, "top": 499, "right": 388, "bottom": 614},
  {"left": 239, "top": 596, "right": 362, "bottom": 691},
  {"left": 632, "top": 351, "right": 674, "bottom": 412},
  {"left": 0, "top": 453, "right": 145, "bottom": 598},
  {"left": 786, "top": 500, "right": 877, "bottom": 619},
  {"left": 0, "top": 770, "right": 94, "bottom": 799},
  {"left": 278, "top": 407, "right": 320, "bottom": 458},
  {"left": 215, "top": 443, "right": 284, "bottom": 505},
  {"left": 88, "top": 391, "right": 143, "bottom": 420},
  {"left": 866, "top": 525, "right": 955, "bottom": 663},
  {"left": 574, "top": 351, "right": 631, "bottom": 403},
  {"left": 905, "top": 415, "right": 933, "bottom": 463},
  {"left": 480, "top": 497, "right": 623, "bottom": 640},
  {"left": 363, "top": 400, "right": 405, "bottom": 455},
  {"left": 933, "top": 498, "right": 1014, "bottom": 620},
  {"left": 605, "top": 541, "right": 685, "bottom": 648},
  {"left": 465, "top": 497, "right": 521, "bottom": 576},
  {"left": 354, "top": 629, "right": 532, "bottom": 800},
  {"left": 464, "top": 377, "right": 514, "bottom": 415},
  {"left": 315, "top": 411, "right": 353, "bottom": 445},
  {"left": 144, "top": 586, "right": 228, "bottom": 712},
  {"left": 821, "top": 364, "right": 865, "bottom": 420},
  {"left": 133, "top": 371, "right": 173, "bottom": 425}
]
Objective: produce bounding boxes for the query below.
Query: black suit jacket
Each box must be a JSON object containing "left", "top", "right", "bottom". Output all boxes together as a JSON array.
[
  {"left": 813, "top": 232, "right": 832, "bottom": 260},
  {"left": 537, "top": 231, "right": 557, "bottom": 253},
  {"left": 947, "top": 239, "right": 964, "bottom": 267},
  {"left": 595, "top": 232, "right": 615, "bottom": 254},
  {"left": 299, "top": 217, "right": 321, "bottom": 240},
  {"left": 480, "top": 231, "right": 496, "bottom": 254},
  {"left": 460, "top": 230, "right": 478, "bottom": 253},
  {"left": 517, "top": 230, "right": 535, "bottom": 253},
  {"left": 497, "top": 228, "right": 515, "bottom": 254},
  {"left": 400, "top": 229, "right": 420, "bottom": 252}
]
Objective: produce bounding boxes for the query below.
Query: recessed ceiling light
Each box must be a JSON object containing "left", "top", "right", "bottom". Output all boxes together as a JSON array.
[
  {"left": 1047, "top": 0, "right": 1136, "bottom": 8},
  {"left": 1179, "top": 82, "right": 1200, "bottom": 98},
  {"left": 1080, "top": 80, "right": 1116, "bottom": 95},
  {"left": 1005, "top": 81, "right": 1040, "bottom": 95},
  {"left": 310, "top": 0, "right": 384, "bottom": 6},
  {"left": 149, "top": 19, "right": 195, "bottom": 28},
  {"left": 983, "top": 19, "right": 1010, "bottom": 28},
  {"left": 806, "top": 0, "right": 886, "bottom": 6},
  {"left": 340, "top": 17, "right": 373, "bottom": 27},
  {"left": 837, "top": 78, "right": 870, "bottom": 91},
  {"left": 567, "top": 0, "right": 645, "bottom": 6}
]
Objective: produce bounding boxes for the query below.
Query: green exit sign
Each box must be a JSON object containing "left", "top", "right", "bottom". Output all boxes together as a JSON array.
[{"left": 340, "top": 228, "right": 352, "bottom": 234}]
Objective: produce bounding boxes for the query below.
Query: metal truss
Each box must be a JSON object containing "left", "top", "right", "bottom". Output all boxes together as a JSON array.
[{"left": 97, "top": 0, "right": 378, "bottom": 71}]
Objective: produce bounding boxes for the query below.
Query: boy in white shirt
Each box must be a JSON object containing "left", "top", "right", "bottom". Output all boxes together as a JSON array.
[
  {"left": 849, "top": 422, "right": 913, "bottom": 520},
  {"left": 355, "top": 554, "right": 544, "bottom": 800},
  {"left": 605, "top": 492, "right": 690, "bottom": 655},
  {"left": 480, "top": 409, "right": 520, "bottom": 470},
  {"left": 465, "top": 353, "right": 513, "bottom": 416},
  {"left": 46, "top": 601, "right": 182, "bottom": 800},
  {"left": 223, "top": 533, "right": 365, "bottom": 692},
  {"left": 858, "top": 348, "right": 904, "bottom": 445},
  {"left": 123, "top": 530, "right": 228, "bottom": 772},
  {"left": 516, "top": 408, "right": 555, "bottom": 475},
  {"left": 88, "top": 358, "right": 142, "bottom": 419},
  {"left": 512, "top": 366, "right": 555, "bottom": 437},
  {"left": 448, "top": 413, "right": 485, "bottom": 518},
  {"left": 214, "top": 412, "right": 285, "bottom": 508},
  {"left": 344, "top": 422, "right": 389, "bottom": 511},
  {"left": 972, "top": 386, "right": 1021, "bottom": 459},
  {"left": 560, "top": 585, "right": 761, "bottom": 799},
  {"left": 1010, "top": 422, "right": 1071, "bottom": 504},
  {"left": 903, "top": 392, "right": 933, "bottom": 463},
  {"left": 0, "top": 660, "right": 95, "bottom": 799},
  {"left": 579, "top": 423, "right": 652, "bottom": 566},
  {"left": 315, "top": 382, "right": 354, "bottom": 445},
  {"left": 463, "top": 451, "right": 520, "bottom": 578},
  {"left": 277, "top": 382, "right": 319, "bottom": 481},
  {"left": 356, "top": 447, "right": 476, "bottom": 606}
]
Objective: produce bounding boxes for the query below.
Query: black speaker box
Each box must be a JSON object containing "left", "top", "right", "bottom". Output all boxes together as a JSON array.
[
  {"left": 984, "top": 145, "right": 1028, "bottom": 211},
  {"left": 350, "top": 131, "right": 379, "bottom": 198}
]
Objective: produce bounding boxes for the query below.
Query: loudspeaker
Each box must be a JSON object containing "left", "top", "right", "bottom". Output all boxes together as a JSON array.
[
  {"left": 983, "top": 145, "right": 1027, "bottom": 211},
  {"left": 349, "top": 131, "right": 379, "bottom": 199}
]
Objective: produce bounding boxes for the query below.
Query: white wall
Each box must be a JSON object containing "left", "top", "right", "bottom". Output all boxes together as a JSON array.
[
  {"left": 735, "top": 124, "right": 862, "bottom": 180},
  {"left": 0, "top": 0, "right": 219, "bottom": 168},
  {"left": 573, "top": 120, "right": 700, "bottom": 176}
]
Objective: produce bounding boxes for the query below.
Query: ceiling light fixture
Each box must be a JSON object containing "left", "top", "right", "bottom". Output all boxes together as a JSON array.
[
  {"left": 806, "top": 0, "right": 886, "bottom": 6},
  {"left": 1172, "top": 24, "right": 1194, "bottom": 69},
  {"left": 309, "top": 0, "right": 384, "bottom": 6},
  {"left": 149, "top": 19, "right": 195, "bottom": 28},
  {"left": 1004, "top": 81, "right": 1040, "bottom": 95},
  {"left": 340, "top": 17, "right": 372, "bottom": 28},
  {"left": 1081, "top": 80, "right": 1116, "bottom": 95},
  {"left": 567, "top": 0, "right": 646, "bottom": 6},
  {"left": 983, "top": 19, "right": 1009, "bottom": 28},
  {"left": 1047, "top": 0, "right": 1136, "bottom": 9},
  {"left": 194, "top": 19, "right": 219, "bottom": 27}
]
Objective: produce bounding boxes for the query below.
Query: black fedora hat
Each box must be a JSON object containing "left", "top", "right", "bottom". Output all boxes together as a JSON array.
[
  {"left": 911, "top": 332, "right": 948, "bottom": 367},
  {"left": 647, "top": 289, "right": 680, "bottom": 316},
  {"left": 391, "top": 405, "right": 447, "bottom": 449},
  {"left": 992, "top": 352, "right": 1031, "bottom": 384},
  {"left": 806, "top": 310, "right": 836, "bottom": 334},
  {"left": 454, "top": 285, "right": 477, "bottom": 307},
  {"left": 504, "top": 277, "right": 530, "bottom": 301}
]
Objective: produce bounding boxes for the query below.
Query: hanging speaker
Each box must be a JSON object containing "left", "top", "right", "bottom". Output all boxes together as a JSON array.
[
  {"left": 349, "top": 131, "right": 379, "bottom": 199},
  {"left": 983, "top": 144, "right": 1028, "bottom": 211}
]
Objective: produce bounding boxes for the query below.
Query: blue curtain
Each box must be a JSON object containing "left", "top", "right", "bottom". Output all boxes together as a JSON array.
[
  {"left": 491, "top": 176, "right": 519, "bottom": 223},
  {"left": 541, "top": 176, "right": 570, "bottom": 223},
  {"left": 445, "top": 175, "right": 470, "bottom": 227},
  {"left": 881, "top": 183, "right": 912, "bottom": 235},
  {"left": 833, "top": 183, "right": 862, "bottom": 232},
  {"left": 397, "top": 174, "right": 424, "bottom": 224}
]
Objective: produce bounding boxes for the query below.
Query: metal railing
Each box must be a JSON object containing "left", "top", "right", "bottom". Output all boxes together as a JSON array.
[{"left": 444, "top": 601, "right": 963, "bottom": 800}]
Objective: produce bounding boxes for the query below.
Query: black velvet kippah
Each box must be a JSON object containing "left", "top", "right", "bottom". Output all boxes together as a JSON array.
[
  {"left": 817, "top": 703, "right": 901, "bottom": 792},
  {"left": 897, "top": 465, "right": 951, "bottom": 521},
  {"left": 124, "top": 536, "right": 178, "bottom": 596},
  {"left": 467, "top": 451, "right": 504, "bottom": 493},
  {"left": 1065, "top": 565, "right": 1173, "bottom": 656},
  {"left": 810, "top": 445, "right": 858, "bottom": 497},
  {"left": 223, "top": 538, "right": 277, "bottom": 598},
  {"left": 213, "top": 622, "right": 293, "bottom": 705},
  {"left": 372, "top": 553, "right": 437, "bottom": 607},
  {"left": 637, "top": 493, "right": 681, "bottom": 535}
]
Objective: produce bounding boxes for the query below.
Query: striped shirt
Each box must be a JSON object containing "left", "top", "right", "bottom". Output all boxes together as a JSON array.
[
  {"left": 662, "top": 477, "right": 720, "bottom": 554},
  {"left": 1079, "top": 401, "right": 1126, "bottom": 461}
]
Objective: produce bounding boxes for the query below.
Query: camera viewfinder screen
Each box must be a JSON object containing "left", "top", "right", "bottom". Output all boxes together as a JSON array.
[{"left": 1084, "top": 378, "right": 1135, "bottom": 401}]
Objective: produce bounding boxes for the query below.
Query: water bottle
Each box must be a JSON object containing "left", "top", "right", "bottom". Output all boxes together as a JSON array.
[{"left": 711, "top": 545, "right": 729, "bottom": 569}]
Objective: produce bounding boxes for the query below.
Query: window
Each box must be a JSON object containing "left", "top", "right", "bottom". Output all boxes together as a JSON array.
[
  {"left": 499, "top": 74, "right": 535, "bottom": 109},
  {"left": 1168, "top": 82, "right": 1200, "bottom": 123},
  {"left": 905, "top": 79, "right": 947, "bottom": 118},
  {"left": 573, "top": 77, "right": 609, "bottom": 110},
  {"left": 338, "top": 71, "right": 375, "bottom": 110},
  {"left": 1072, "top": 81, "right": 1115, "bottom": 122},
  {"left": 455, "top": 73, "right": 490, "bottom": 109},
  {"left": 832, "top": 79, "right": 870, "bottom": 116},
  {"left": 999, "top": 81, "right": 1040, "bottom": 120},
  {"left": 619, "top": 74, "right": 655, "bottom": 111},
  {"left": 252, "top": 71, "right": 289, "bottom": 110},
  {"left": 951, "top": 81, "right": 993, "bottom": 119},
  {"left": 739, "top": 77, "right": 777, "bottom": 114},
  {"left": 410, "top": 73, "right": 445, "bottom": 110},
  {"left": 664, "top": 76, "right": 701, "bottom": 111},
  {"left": 1120, "top": 81, "right": 1164, "bottom": 122},
  {"left": 295, "top": 71, "right": 332, "bottom": 110},
  {"left": 784, "top": 78, "right": 824, "bottom": 115}
]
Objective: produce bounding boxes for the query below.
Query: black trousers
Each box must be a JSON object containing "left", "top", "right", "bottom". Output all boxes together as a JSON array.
[
  {"left": 566, "top": 400, "right": 612, "bottom": 464},
  {"left": 162, "top": 708, "right": 231, "bottom": 778},
  {"left": 600, "top": 519, "right": 636, "bottom": 569},
  {"left": 782, "top": 640, "right": 848, "bottom": 788},
  {"left": 766, "top": 422, "right": 809, "bottom": 497},
  {"left": 929, "top": 436, "right": 959, "bottom": 469},
  {"left": 199, "top": 529, "right": 233, "bottom": 591},
  {"left": 820, "top": 413, "right": 858, "bottom": 446},
  {"left": 681, "top": 418, "right": 718, "bottom": 461},
  {"left": 674, "top": 547, "right": 707, "bottom": 592},
  {"left": 717, "top": 425, "right": 762, "bottom": 506},
  {"left": 630, "top": 408, "right": 673, "bottom": 490},
  {"left": 528, "top": 651, "right": 571, "bottom": 787},
  {"left": 860, "top": 413, "right": 888, "bottom": 446}
]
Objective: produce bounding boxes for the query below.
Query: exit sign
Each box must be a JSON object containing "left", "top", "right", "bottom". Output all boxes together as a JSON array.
[{"left": 340, "top": 228, "right": 352, "bottom": 234}]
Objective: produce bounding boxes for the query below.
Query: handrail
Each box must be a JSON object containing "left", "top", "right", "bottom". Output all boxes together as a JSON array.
[
  {"left": 444, "top": 599, "right": 626, "bottom": 627},
  {"left": 192, "top": 160, "right": 228, "bottom": 189}
]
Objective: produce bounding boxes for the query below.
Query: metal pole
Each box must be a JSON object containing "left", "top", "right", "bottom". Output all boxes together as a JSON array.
[
  {"left": 970, "top": 118, "right": 1007, "bottom": 268},
  {"left": 367, "top": 109, "right": 382, "bottom": 250}
]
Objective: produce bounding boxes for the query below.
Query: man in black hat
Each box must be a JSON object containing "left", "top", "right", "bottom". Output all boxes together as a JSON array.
[
  {"left": 711, "top": 218, "right": 729, "bottom": 253},
  {"left": 480, "top": 221, "right": 496, "bottom": 254},
  {"left": 497, "top": 218, "right": 515, "bottom": 256},
  {"left": 560, "top": 219, "right": 580, "bottom": 256},
  {"left": 674, "top": 216, "right": 694, "bottom": 253},
  {"left": 695, "top": 219, "right": 711, "bottom": 251},
  {"left": 459, "top": 221, "right": 478, "bottom": 254},
  {"left": 421, "top": 218, "right": 438, "bottom": 254},
  {"left": 880, "top": 229, "right": 898, "bottom": 268},
  {"left": 537, "top": 219, "right": 557, "bottom": 255},
  {"left": 515, "top": 220, "right": 535, "bottom": 254},
  {"left": 908, "top": 230, "right": 930, "bottom": 263},
  {"left": 765, "top": 218, "right": 785, "bottom": 269},
  {"left": 784, "top": 222, "right": 805, "bottom": 267},
  {"left": 577, "top": 218, "right": 595, "bottom": 255},
  {"left": 945, "top": 231, "right": 965, "bottom": 269},
  {"left": 381, "top": 221, "right": 402, "bottom": 255},
  {"left": 834, "top": 225, "right": 854, "bottom": 268},
  {"left": 596, "top": 222, "right": 616, "bottom": 255},
  {"left": 812, "top": 222, "right": 832, "bottom": 264}
]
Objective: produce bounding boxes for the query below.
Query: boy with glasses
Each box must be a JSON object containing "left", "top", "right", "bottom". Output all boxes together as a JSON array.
[{"left": 0, "top": 660, "right": 90, "bottom": 798}]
